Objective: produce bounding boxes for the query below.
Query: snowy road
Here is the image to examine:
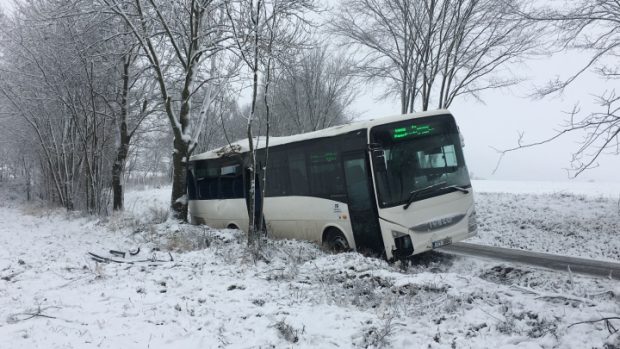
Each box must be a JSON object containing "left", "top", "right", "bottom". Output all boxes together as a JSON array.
[{"left": 439, "top": 242, "right": 620, "bottom": 279}]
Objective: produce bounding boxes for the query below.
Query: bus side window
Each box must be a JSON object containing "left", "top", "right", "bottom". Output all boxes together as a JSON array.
[
  {"left": 220, "top": 164, "right": 243, "bottom": 199},
  {"left": 266, "top": 150, "right": 289, "bottom": 197},
  {"left": 308, "top": 147, "right": 345, "bottom": 200},
  {"left": 288, "top": 151, "right": 309, "bottom": 196},
  {"left": 196, "top": 164, "right": 219, "bottom": 200}
]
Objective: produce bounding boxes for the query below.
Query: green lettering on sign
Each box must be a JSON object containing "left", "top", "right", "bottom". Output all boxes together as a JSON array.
[
  {"left": 310, "top": 152, "right": 338, "bottom": 162},
  {"left": 392, "top": 124, "right": 434, "bottom": 140}
]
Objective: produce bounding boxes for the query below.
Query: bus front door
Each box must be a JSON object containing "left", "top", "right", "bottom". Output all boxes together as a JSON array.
[{"left": 343, "top": 153, "right": 384, "bottom": 255}]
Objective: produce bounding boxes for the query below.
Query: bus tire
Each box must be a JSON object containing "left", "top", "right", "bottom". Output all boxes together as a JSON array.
[
  {"left": 227, "top": 224, "right": 239, "bottom": 230},
  {"left": 323, "top": 228, "right": 350, "bottom": 253}
]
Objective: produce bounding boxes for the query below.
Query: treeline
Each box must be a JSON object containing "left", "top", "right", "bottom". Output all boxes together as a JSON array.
[
  {"left": 0, "top": 0, "right": 354, "bottom": 217},
  {"left": 0, "top": 0, "right": 616, "bottom": 220}
]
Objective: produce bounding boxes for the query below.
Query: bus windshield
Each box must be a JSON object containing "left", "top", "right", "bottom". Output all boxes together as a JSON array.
[{"left": 370, "top": 114, "right": 470, "bottom": 208}]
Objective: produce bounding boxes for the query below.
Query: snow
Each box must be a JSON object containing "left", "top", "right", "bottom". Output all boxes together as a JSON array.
[
  {"left": 471, "top": 180, "right": 620, "bottom": 262},
  {"left": 123, "top": 185, "right": 170, "bottom": 222},
  {"left": 0, "top": 183, "right": 619, "bottom": 348},
  {"left": 472, "top": 179, "right": 620, "bottom": 198}
]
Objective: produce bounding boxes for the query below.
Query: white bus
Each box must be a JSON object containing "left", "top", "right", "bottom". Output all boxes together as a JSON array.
[{"left": 187, "top": 110, "right": 477, "bottom": 260}]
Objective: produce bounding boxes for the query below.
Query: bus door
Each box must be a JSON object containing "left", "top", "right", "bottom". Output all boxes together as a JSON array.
[{"left": 342, "top": 152, "right": 384, "bottom": 254}]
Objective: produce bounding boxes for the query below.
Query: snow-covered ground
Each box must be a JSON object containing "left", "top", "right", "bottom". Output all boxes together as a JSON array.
[
  {"left": 472, "top": 179, "right": 620, "bottom": 198},
  {"left": 471, "top": 180, "right": 620, "bottom": 262},
  {"left": 1, "top": 183, "right": 619, "bottom": 348}
]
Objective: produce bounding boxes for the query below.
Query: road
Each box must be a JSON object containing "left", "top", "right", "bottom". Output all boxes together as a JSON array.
[{"left": 438, "top": 242, "right": 620, "bottom": 279}]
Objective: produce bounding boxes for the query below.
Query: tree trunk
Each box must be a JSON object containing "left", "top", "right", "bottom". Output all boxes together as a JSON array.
[
  {"left": 112, "top": 56, "right": 131, "bottom": 211},
  {"left": 111, "top": 142, "right": 128, "bottom": 211},
  {"left": 170, "top": 137, "right": 188, "bottom": 221}
]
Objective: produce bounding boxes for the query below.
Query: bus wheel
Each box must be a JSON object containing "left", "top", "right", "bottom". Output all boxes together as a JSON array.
[
  {"left": 227, "top": 224, "right": 239, "bottom": 230},
  {"left": 324, "top": 229, "right": 350, "bottom": 253}
]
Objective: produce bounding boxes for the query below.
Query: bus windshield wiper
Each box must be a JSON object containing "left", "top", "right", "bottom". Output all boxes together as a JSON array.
[
  {"left": 403, "top": 181, "right": 447, "bottom": 210},
  {"left": 445, "top": 185, "right": 469, "bottom": 194}
]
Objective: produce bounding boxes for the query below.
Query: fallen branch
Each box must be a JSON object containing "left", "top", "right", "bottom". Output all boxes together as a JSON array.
[
  {"left": 1, "top": 271, "right": 23, "bottom": 282},
  {"left": 568, "top": 317, "right": 620, "bottom": 335},
  {"left": 511, "top": 285, "right": 597, "bottom": 306},
  {"left": 7, "top": 305, "right": 58, "bottom": 324},
  {"left": 109, "top": 250, "right": 126, "bottom": 258},
  {"left": 88, "top": 252, "right": 173, "bottom": 264},
  {"left": 88, "top": 252, "right": 125, "bottom": 264}
]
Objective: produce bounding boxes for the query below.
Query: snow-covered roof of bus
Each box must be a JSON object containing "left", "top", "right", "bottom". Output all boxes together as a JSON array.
[{"left": 190, "top": 109, "right": 451, "bottom": 161}]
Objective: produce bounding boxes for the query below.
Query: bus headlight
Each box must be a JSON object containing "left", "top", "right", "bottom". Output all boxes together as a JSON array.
[{"left": 468, "top": 210, "right": 477, "bottom": 233}]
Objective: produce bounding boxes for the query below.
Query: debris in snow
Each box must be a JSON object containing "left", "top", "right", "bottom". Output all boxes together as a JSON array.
[
  {"left": 568, "top": 317, "right": 620, "bottom": 335},
  {"left": 6, "top": 305, "right": 59, "bottom": 324},
  {"left": 1, "top": 271, "right": 22, "bottom": 282},
  {"left": 274, "top": 319, "right": 300, "bottom": 343},
  {"left": 87, "top": 251, "right": 174, "bottom": 264},
  {"left": 109, "top": 250, "right": 126, "bottom": 258},
  {"left": 227, "top": 284, "right": 246, "bottom": 291},
  {"left": 88, "top": 252, "right": 125, "bottom": 264}
]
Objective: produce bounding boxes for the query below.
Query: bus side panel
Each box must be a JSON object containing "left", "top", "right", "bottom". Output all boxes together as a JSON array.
[
  {"left": 189, "top": 198, "right": 249, "bottom": 232},
  {"left": 263, "top": 196, "right": 356, "bottom": 249}
]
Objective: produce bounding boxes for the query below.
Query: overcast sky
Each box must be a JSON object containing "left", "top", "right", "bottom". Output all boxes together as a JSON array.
[
  {"left": 349, "top": 50, "right": 620, "bottom": 183},
  {"left": 318, "top": 0, "right": 619, "bottom": 183},
  {"left": 0, "top": 0, "right": 11, "bottom": 12}
]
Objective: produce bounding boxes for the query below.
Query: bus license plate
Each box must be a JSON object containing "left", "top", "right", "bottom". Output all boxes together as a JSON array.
[{"left": 432, "top": 237, "right": 452, "bottom": 249}]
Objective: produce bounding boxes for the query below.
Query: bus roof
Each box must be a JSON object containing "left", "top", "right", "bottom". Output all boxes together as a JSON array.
[{"left": 190, "top": 109, "right": 452, "bottom": 161}]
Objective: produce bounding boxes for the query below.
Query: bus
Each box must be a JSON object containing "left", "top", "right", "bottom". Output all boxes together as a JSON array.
[{"left": 187, "top": 109, "right": 477, "bottom": 260}]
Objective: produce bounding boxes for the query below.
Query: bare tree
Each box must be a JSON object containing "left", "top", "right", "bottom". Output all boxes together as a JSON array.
[
  {"left": 0, "top": 0, "right": 162, "bottom": 213},
  {"left": 264, "top": 44, "right": 355, "bottom": 135},
  {"left": 99, "top": 0, "right": 231, "bottom": 220},
  {"left": 109, "top": 47, "right": 156, "bottom": 211},
  {"left": 495, "top": 0, "right": 620, "bottom": 177},
  {"left": 330, "top": 0, "right": 537, "bottom": 113},
  {"left": 226, "top": 0, "right": 315, "bottom": 244},
  {"left": 79, "top": 13, "right": 161, "bottom": 211},
  {"left": 0, "top": 0, "right": 122, "bottom": 213},
  {"left": 193, "top": 91, "right": 246, "bottom": 153}
]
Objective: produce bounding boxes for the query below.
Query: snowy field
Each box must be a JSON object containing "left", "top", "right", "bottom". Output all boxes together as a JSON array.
[
  {"left": 1, "top": 183, "right": 619, "bottom": 348},
  {"left": 471, "top": 180, "right": 620, "bottom": 262},
  {"left": 472, "top": 179, "right": 620, "bottom": 198}
]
